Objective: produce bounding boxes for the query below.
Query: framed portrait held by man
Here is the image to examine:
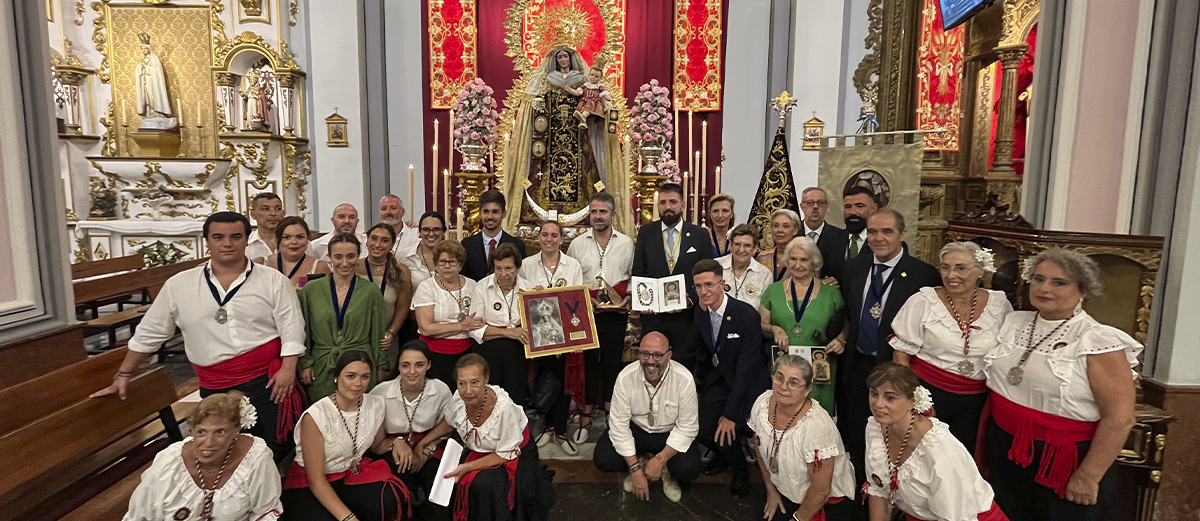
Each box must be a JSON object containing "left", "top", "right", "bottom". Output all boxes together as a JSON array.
[{"left": 518, "top": 285, "right": 600, "bottom": 358}]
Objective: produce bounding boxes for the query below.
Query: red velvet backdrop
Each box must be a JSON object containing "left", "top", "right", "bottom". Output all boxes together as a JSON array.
[{"left": 420, "top": 0, "right": 727, "bottom": 225}]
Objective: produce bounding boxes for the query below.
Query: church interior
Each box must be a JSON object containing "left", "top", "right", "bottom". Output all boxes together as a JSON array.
[{"left": 3, "top": 0, "right": 1200, "bottom": 520}]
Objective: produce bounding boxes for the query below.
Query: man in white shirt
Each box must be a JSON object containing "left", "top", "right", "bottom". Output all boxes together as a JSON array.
[
  {"left": 593, "top": 332, "right": 701, "bottom": 503},
  {"left": 567, "top": 192, "right": 634, "bottom": 412},
  {"left": 308, "top": 203, "right": 367, "bottom": 259},
  {"left": 93, "top": 211, "right": 306, "bottom": 461},
  {"left": 378, "top": 194, "right": 420, "bottom": 258},
  {"left": 246, "top": 192, "right": 284, "bottom": 261}
]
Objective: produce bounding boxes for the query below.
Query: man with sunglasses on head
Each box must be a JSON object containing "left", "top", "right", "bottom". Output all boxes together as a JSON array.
[{"left": 593, "top": 331, "right": 701, "bottom": 503}]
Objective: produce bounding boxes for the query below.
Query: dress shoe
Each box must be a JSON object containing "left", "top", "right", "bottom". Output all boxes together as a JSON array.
[
  {"left": 729, "top": 472, "right": 751, "bottom": 497},
  {"left": 703, "top": 458, "right": 728, "bottom": 475}
]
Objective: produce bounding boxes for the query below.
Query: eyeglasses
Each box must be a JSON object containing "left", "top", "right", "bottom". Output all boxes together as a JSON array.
[
  {"left": 800, "top": 200, "right": 828, "bottom": 207},
  {"left": 772, "top": 372, "right": 806, "bottom": 391},
  {"left": 693, "top": 281, "right": 722, "bottom": 291},
  {"left": 637, "top": 350, "right": 668, "bottom": 361},
  {"left": 938, "top": 265, "right": 975, "bottom": 275},
  {"left": 436, "top": 259, "right": 460, "bottom": 266},
  {"left": 419, "top": 227, "right": 446, "bottom": 234}
]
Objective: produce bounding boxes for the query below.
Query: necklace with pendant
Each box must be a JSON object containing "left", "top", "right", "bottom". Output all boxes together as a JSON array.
[
  {"left": 1007, "top": 315, "right": 1072, "bottom": 385},
  {"left": 945, "top": 289, "right": 979, "bottom": 376},
  {"left": 332, "top": 394, "right": 364, "bottom": 474},
  {"left": 768, "top": 398, "right": 806, "bottom": 473}
]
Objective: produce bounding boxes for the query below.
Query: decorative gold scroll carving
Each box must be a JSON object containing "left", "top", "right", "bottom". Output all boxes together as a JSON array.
[
  {"left": 1001, "top": 0, "right": 1039, "bottom": 47},
  {"left": 99, "top": 101, "right": 118, "bottom": 156},
  {"left": 853, "top": 0, "right": 883, "bottom": 104},
  {"left": 289, "top": 0, "right": 298, "bottom": 26},
  {"left": 91, "top": 0, "right": 112, "bottom": 83}
]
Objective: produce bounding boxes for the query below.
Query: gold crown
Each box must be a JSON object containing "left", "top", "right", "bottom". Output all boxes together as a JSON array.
[{"left": 138, "top": 33, "right": 151, "bottom": 45}]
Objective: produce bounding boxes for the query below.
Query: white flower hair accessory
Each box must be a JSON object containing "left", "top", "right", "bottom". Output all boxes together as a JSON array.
[
  {"left": 239, "top": 395, "right": 258, "bottom": 430},
  {"left": 974, "top": 248, "right": 997, "bottom": 273},
  {"left": 912, "top": 386, "right": 934, "bottom": 415},
  {"left": 1020, "top": 257, "right": 1038, "bottom": 282}
]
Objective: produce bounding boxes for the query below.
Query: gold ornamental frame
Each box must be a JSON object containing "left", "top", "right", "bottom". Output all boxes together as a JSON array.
[{"left": 325, "top": 110, "right": 347, "bottom": 147}]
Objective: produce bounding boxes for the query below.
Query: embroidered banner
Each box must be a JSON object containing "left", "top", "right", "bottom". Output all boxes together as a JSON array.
[
  {"left": 429, "top": 0, "right": 478, "bottom": 109},
  {"left": 520, "top": 0, "right": 627, "bottom": 94},
  {"left": 915, "top": 0, "right": 964, "bottom": 151},
  {"left": 673, "top": 0, "right": 722, "bottom": 111}
]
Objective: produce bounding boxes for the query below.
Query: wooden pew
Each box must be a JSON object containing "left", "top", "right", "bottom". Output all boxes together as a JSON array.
[
  {"left": 72, "top": 255, "right": 147, "bottom": 319},
  {"left": 0, "top": 347, "right": 183, "bottom": 521},
  {"left": 75, "top": 258, "right": 207, "bottom": 349}
]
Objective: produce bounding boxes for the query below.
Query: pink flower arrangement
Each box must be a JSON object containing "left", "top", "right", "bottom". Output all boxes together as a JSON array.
[
  {"left": 452, "top": 78, "right": 499, "bottom": 146},
  {"left": 656, "top": 153, "right": 680, "bottom": 183},
  {"left": 629, "top": 79, "right": 674, "bottom": 145}
]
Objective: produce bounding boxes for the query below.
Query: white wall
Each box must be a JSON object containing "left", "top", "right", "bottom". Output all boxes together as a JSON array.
[
  {"left": 788, "top": 0, "right": 849, "bottom": 192},
  {"left": 384, "top": 0, "right": 427, "bottom": 216},
  {"left": 722, "top": 0, "right": 773, "bottom": 224}
]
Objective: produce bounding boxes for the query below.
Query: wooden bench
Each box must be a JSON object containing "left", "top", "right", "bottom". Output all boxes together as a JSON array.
[
  {"left": 72, "top": 255, "right": 147, "bottom": 319},
  {"left": 75, "top": 258, "right": 207, "bottom": 350},
  {"left": 83, "top": 304, "right": 152, "bottom": 349},
  {"left": 0, "top": 347, "right": 183, "bottom": 521}
]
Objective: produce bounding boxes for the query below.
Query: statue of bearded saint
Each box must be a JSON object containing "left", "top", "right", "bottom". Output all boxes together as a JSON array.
[
  {"left": 135, "top": 33, "right": 175, "bottom": 130},
  {"left": 241, "top": 70, "right": 272, "bottom": 132}
]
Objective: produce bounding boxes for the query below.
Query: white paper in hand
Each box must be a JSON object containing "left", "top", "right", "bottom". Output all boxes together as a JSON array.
[
  {"left": 429, "top": 438, "right": 464, "bottom": 507},
  {"left": 788, "top": 345, "right": 813, "bottom": 364}
]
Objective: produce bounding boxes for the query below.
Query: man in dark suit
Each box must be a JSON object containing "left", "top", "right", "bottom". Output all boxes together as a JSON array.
[
  {"left": 461, "top": 190, "right": 526, "bottom": 281},
  {"left": 684, "top": 259, "right": 767, "bottom": 497},
  {"left": 632, "top": 183, "right": 712, "bottom": 370},
  {"left": 841, "top": 185, "right": 878, "bottom": 260},
  {"left": 800, "top": 186, "right": 852, "bottom": 286},
  {"left": 837, "top": 208, "right": 941, "bottom": 488}
]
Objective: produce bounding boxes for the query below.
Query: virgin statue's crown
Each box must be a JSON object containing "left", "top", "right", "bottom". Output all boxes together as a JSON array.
[{"left": 138, "top": 33, "right": 151, "bottom": 45}]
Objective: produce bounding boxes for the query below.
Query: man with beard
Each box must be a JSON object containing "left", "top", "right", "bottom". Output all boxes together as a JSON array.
[
  {"left": 799, "top": 187, "right": 850, "bottom": 287},
  {"left": 377, "top": 194, "right": 420, "bottom": 258},
  {"left": 632, "top": 183, "right": 712, "bottom": 371},
  {"left": 842, "top": 185, "right": 878, "bottom": 261},
  {"left": 567, "top": 192, "right": 634, "bottom": 419},
  {"left": 461, "top": 190, "right": 527, "bottom": 281},
  {"left": 246, "top": 192, "right": 285, "bottom": 261},
  {"left": 593, "top": 331, "right": 701, "bottom": 503},
  {"left": 308, "top": 203, "right": 366, "bottom": 259}
]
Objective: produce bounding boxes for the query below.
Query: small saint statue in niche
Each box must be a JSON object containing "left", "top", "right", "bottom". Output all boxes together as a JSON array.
[
  {"left": 135, "top": 33, "right": 177, "bottom": 131},
  {"left": 241, "top": 69, "right": 272, "bottom": 132}
]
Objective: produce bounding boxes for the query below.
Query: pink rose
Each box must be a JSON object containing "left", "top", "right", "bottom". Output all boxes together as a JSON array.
[
  {"left": 475, "top": 118, "right": 484, "bottom": 126},
  {"left": 641, "top": 84, "right": 651, "bottom": 92},
  {"left": 470, "top": 131, "right": 481, "bottom": 140},
  {"left": 658, "top": 107, "right": 668, "bottom": 115},
  {"left": 640, "top": 123, "right": 650, "bottom": 131},
  {"left": 641, "top": 102, "right": 651, "bottom": 110},
  {"left": 630, "top": 132, "right": 642, "bottom": 141},
  {"left": 647, "top": 114, "right": 657, "bottom": 122}
]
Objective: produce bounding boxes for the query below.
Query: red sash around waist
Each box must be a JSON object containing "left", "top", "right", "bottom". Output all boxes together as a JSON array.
[
  {"left": 421, "top": 335, "right": 473, "bottom": 355},
  {"left": 805, "top": 496, "right": 843, "bottom": 521},
  {"left": 453, "top": 428, "right": 529, "bottom": 521},
  {"left": 910, "top": 356, "right": 988, "bottom": 395},
  {"left": 284, "top": 457, "right": 411, "bottom": 520},
  {"left": 989, "top": 392, "right": 1097, "bottom": 497},
  {"left": 194, "top": 338, "right": 305, "bottom": 442},
  {"left": 905, "top": 500, "right": 1008, "bottom": 521}
]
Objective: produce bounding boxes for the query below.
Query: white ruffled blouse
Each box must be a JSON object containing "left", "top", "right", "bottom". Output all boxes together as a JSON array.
[
  {"left": 747, "top": 391, "right": 856, "bottom": 504},
  {"left": 294, "top": 394, "right": 386, "bottom": 472},
  {"left": 983, "top": 311, "right": 1142, "bottom": 422},
  {"left": 123, "top": 435, "right": 281, "bottom": 521},
  {"left": 864, "top": 417, "right": 994, "bottom": 521},
  {"left": 890, "top": 288, "right": 1013, "bottom": 380},
  {"left": 370, "top": 377, "right": 453, "bottom": 435},
  {"left": 411, "top": 277, "right": 479, "bottom": 340},
  {"left": 446, "top": 385, "right": 529, "bottom": 460}
]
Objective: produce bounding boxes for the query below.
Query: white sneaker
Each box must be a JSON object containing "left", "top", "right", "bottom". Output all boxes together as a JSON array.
[
  {"left": 558, "top": 435, "right": 579, "bottom": 456},
  {"left": 623, "top": 474, "right": 634, "bottom": 493},
  {"left": 661, "top": 469, "right": 681, "bottom": 503}
]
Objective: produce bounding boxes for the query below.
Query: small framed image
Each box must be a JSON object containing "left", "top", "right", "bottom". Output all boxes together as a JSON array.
[
  {"left": 518, "top": 285, "right": 599, "bottom": 358},
  {"left": 630, "top": 274, "right": 687, "bottom": 314},
  {"left": 326, "top": 110, "right": 348, "bottom": 147}
]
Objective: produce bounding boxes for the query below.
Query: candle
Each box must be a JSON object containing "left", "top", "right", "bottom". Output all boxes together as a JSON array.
[
  {"left": 715, "top": 166, "right": 722, "bottom": 196},
  {"left": 693, "top": 151, "right": 701, "bottom": 222},
  {"left": 682, "top": 171, "right": 689, "bottom": 215},
  {"left": 652, "top": 190, "right": 659, "bottom": 221},
  {"left": 197, "top": 100, "right": 201, "bottom": 126},
  {"left": 443, "top": 169, "right": 451, "bottom": 219},
  {"left": 433, "top": 118, "right": 440, "bottom": 210},
  {"left": 408, "top": 164, "right": 415, "bottom": 214},
  {"left": 448, "top": 109, "right": 455, "bottom": 173},
  {"left": 673, "top": 105, "right": 680, "bottom": 166},
  {"left": 701, "top": 119, "right": 708, "bottom": 196},
  {"left": 687, "top": 111, "right": 694, "bottom": 175},
  {"left": 456, "top": 207, "right": 464, "bottom": 239},
  {"left": 177, "top": 98, "right": 184, "bottom": 126}
]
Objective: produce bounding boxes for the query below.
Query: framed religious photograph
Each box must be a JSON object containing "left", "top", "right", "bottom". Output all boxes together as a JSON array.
[
  {"left": 630, "top": 274, "right": 687, "bottom": 314},
  {"left": 518, "top": 285, "right": 599, "bottom": 358},
  {"left": 325, "top": 110, "right": 348, "bottom": 147}
]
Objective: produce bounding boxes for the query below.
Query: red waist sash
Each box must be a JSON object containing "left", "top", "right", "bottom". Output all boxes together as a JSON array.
[
  {"left": 284, "top": 457, "right": 411, "bottom": 520},
  {"left": 453, "top": 428, "right": 529, "bottom": 521},
  {"left": 905, "top": 501, "right": 1008, "bottom": 521},
  {"left": 910, "top": 356, "right": 988, "bottom": 395},
  {"left": 805, "top": 496, "right": 843, "bottom": 521},
  {"left": 421, "top": 335, "right": 473, "bottom": 355},
  {"left": 588, "top": 280, "right": 629, "bottom": 301},
  {"left": 989, "top": 392, "right": 1097, "bottom": 497},
  {"left": 194, "top": 338, "right": 304, "bottom": 442}
]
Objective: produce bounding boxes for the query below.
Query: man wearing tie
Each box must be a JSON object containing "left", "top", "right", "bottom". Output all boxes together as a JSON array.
[
  {"left": 461, "top": 190, "right": 527, "bottom": 281},
  {"left": 632, "top": 183, "right": 713, "bottom": 370},
  {"left": 841, "top": 186, "right": 878, "bottom": 263},
  {"left": 799, "top": 187, "right": 850, "bottom": 286},
  {"left": 684, "top": 259, "right": 767, "bottom": 497},
  {"left": 837, "top": 208, "right": 940, "bottom": 487}
]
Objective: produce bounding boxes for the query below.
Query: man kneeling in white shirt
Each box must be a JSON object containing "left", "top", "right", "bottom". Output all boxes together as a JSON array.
[{"left": 592, "top": 331, "right": 702, "bottom": 503}]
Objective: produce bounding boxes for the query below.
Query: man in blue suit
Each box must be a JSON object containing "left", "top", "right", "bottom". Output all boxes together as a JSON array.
[{"left": 683, "top": 259, "right": 768, "bottom": 497}]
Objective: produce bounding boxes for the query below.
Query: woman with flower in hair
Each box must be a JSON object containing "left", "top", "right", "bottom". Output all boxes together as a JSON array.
[
  {"left": 864, "top": 363, "right": 1006, "bottom": 521},
  {"left": 123, "top": 392, "right": 283, "bottom": 521},
  {"left": 889, "top": 242, "right": 1013, "bottom": 451}
]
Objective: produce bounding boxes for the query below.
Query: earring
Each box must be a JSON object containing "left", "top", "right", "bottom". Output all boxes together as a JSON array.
[{"left": 1074, "top": 301, "right": 1083, "bottom": 315}]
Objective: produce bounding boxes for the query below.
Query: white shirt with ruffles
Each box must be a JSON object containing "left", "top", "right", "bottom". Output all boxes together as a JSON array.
[
  {"left": 294, "top": 394, "right": 386, "bottom": 472},
  {"left": 717, "top": 254, "right": 774, "bottom": 310},
  {"left": 983, "top": 310, "right": 1142, "bottom": 422},
  {"left": 889, "top": 288, "right": 1013, "bottom": 380},
  {"left": 864, "top": 417, "right": 994, "bottom": 521},
  {"left": 370, "top": 377, "right": 453, "bottom": 435},
  {"left": 411, "top": 276, "right": 479, "bottom": 340},
  {"left": 747, "top": 391, "right": 856, "bottom": 504},
  {"left": 467, "top": 273, "right": 536, "bottom": 343},
  {"left": 446, "top": 385, "right": 529, "bottom": 460},
  {"left": 122, "top": 435, "right": 281, "bottom": 521}
]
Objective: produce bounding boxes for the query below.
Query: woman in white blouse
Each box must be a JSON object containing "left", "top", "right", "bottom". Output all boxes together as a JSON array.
[
  {"left": 281, "top": 350, "right": 407, "bottom": 521},
  {"left": 982, "top": 249, "right": 1139, "bottom": 520},
  {"left": 864, "top": 362, "right": 1006, "bottom": 521},
  {"left": 398, "top": 211, "right": 449, "bottom": 347},
  {"left": 124, "top": 392, "right": 282, "bottom": 521},
  {"left": 468, "top": 243, "right": 534, "bottom": 405},
  {"left": 414, "top": 354, "right": 532, "bottom": 521},
  {"left": 413, "top": 240, "right": 484, "bottom": 387},
  {"left": 718, "top": 224, "right": 773, "bottom": 310},
  {"left": 368, "top": 340, "right": 452, "bottom": 510},
  {"left": 890, "top": 241, "right": 1013, "bottom": 452},
  {"left": 749, "top": 355, "right": 854, "bottom": 521},
  {"left": 520, "top": 221, "right": 588, "bottom": 453}
]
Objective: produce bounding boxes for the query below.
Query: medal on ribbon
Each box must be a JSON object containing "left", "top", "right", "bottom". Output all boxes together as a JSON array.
[
  {"left": 204, "top": 263, "right": 254, "bottom": 324},
  {"left": 565, "top": 299, "right": 582, "bottom": 327}
]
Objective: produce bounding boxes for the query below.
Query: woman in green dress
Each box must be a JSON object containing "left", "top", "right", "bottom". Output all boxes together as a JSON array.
[
  {"left": 758, "top": 236, "right": 847, "bottom": 416},
  {"left": 298, "top": 233, "right": 387, "bottom": 402}
]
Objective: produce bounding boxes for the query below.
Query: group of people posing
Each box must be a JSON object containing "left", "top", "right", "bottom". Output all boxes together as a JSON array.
[{"left": 101, "top": 183, "right": 1140, "bottom": 521}]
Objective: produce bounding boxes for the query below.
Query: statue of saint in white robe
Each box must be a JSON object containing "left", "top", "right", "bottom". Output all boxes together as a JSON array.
[{"left": 135, "top": 44, "right": 172, "bottom": 119}]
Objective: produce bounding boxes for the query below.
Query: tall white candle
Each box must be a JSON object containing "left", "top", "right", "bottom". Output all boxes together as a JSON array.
[
  {"left": 408, "top": 164, "right": 416, "bottom": 214},
  {"left": 653, "top": 191, "right": 660, "bottom": 221}
]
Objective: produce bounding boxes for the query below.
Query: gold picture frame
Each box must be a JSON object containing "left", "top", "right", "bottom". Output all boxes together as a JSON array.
[
  {"left": 325, "top": 110, "right": 347, "bottom": 147},
  {"left": 517, "top": 284, "right": 600, "bottom": 358}
]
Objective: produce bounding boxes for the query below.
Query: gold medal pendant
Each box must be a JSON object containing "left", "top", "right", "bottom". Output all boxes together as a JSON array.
[
  {"left": 769, "top": 456, "right": 779, "bottom": 473},
  {"left": 1006, "top": 366, "right": 1024, "bottom": 385},
  {"left": 712, "top": 353, "right": 719, "bottom": 367},
  {"left": 214, "top": 307, "right": 228, "bottom": 324},
  {"left": 668, "top": 260, "right": 676, "bottom": 271},
  {"left": 869, "top": 302, "right": 883, "bottom": 320},
  {"left": 173, "top": 507, "right": 191, "bottom": 520},
  {"left": 350, "top": 459, "right": 362, "bottom": 475},
  {"left": 957, "top": 359, "right": 975, "bottom": 376}
]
